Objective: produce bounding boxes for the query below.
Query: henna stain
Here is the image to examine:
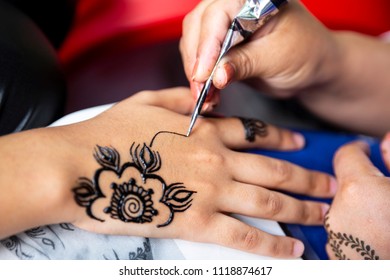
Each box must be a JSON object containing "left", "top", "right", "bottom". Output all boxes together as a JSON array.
[
  {"left": 238, "top": 117, "right": 268, "bottom": 142},
  {"left": 72, "top": 131, "right": 196, "bottom": 227},
  {"left": 324, "top": 213, "right": 380, "bottom": 260}
]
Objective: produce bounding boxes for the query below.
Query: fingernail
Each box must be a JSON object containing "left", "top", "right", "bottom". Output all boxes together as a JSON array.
[
  {"left": 381, "top": 137, "right": 390, "bottom": 155},
  {"left": 190, "top": 82, "right": 203, "bottom": 99},
  {"left": 214, "top": 62, "right": 234, "bottom": 89},
  {"left": 191, "top": 58, "right": 199, "bottom": 81},
  {"left": 293, "top": 241, "right": 305, "bottom": 257},
  {"left": 329, "top": 177, "right": 338, "bottom": 195},
  {"left": 321, "top": 204, "right": 330, "bottom": 219},
  {"left": 202, "top": 103, "right": 211, "bottom": 112},
  {"left": 292, "top": 132, "right": 305, "bottom": 149}
]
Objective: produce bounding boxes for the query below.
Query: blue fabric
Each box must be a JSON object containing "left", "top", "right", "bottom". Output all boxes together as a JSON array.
[{"left": 249, "top": 129, "right": 389, "bottom": 260}]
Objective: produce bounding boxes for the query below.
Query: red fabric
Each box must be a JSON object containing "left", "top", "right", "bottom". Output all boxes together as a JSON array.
[
  {"left": 59, "top": 0, "right": 200, "bottom": 67},
  {"left": 301, "top": 0, "right": 390, "bottom": 36},
  {"left": 59, "top": 0, "right": 390, "bottom": 68}
]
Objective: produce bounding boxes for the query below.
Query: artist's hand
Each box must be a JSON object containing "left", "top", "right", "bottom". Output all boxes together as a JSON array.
[
  {"left": 55, "top": 87, "right": 336, "bottom": 259},
  {"left": 325, "top": 140, "right": 390, "bottom": 259},
  {"left": 180, "top": 0, "right": 340, "bottom": 109}
]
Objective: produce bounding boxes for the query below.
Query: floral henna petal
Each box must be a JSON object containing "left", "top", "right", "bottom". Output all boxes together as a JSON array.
[{"left": 94, "top": 145, "right": 120, "bottom": 171}]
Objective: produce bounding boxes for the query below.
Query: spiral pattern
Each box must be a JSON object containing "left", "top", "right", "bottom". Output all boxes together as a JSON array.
[
  {"left": 122, "top": 194, "right": 144, "bottom": 220},
  {"left": 105, "top": 179, "right": 157, "bottom": 224}
]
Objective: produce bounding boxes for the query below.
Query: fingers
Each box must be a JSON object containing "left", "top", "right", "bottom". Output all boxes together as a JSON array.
[
  {"left": 131, "top": 87, "right": 195, "bottom": 115},
  {"left": 194, "top": 0, "right": 244, "bottom": 82},
  {"left": 228, "top": 153, "right": 336, "bottom": 198},
  {"left": 181, "top": 0, "right": 244, "bottom": 83},
  {"left": 380, "top": 132, "right": 390, "bottom": 171},
  {"left": 209, "top": 117, "right": 305, "bottom": 151},
  {"left": 202, "top": 213, "right": 304, "bottom": 258},
  {"left": 222, "top": 182, "right": 328, "bottom": 225},
  {"left": 180, "top": 0, "right": 214, "bottom": 81},
  {"left": 333, "top": 141, "right": 384, "bottom": 185}
]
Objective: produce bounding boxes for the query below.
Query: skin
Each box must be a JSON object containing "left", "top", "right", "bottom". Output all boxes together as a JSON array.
[
  {"left": 180, "top": 0, "right": 390, "bottom": 259},
  {"left": 0, "top": 88, "right": 336, "bottom": 259},
  {"left": 180, "top": 0, "right": 390, "bottom": 136},
  {"left": 326, "top": 140, "right": 390, "bottom": 259}
]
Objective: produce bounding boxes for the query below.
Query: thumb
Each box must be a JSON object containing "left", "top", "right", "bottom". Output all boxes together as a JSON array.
[
  {"left": 380, "top": 132, "right": 390, "bottom": 171},
  {"left": 213, "top": 42, "right": 269, "bottom": 89},
  {"left": 333, "top": 141, "right": 383, "bottom": 186}
]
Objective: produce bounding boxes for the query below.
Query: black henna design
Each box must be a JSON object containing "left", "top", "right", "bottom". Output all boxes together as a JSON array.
[
  {"left": 324, "top": 213, "right": 380, "bottom": 260},
  {"left": 158, "top": 183, "right": 196, "bottom": 228},
  {"left": 72, "top": 131, "right": 196, "bottom": 227},
  {"left": 130, "top": 143, "right": 161, "bottom": 182},
  {"left": 150, "top": 131, "right": 187, "bottom": 147},
  {"left": 104, "top": 179, "right": 158, "bottom": 223},
  {"left": 238, "top": 117, "right": 268, "bottom": 142},
  {"left": 72, "top": 177, "right": 105, "bottom": 222}
]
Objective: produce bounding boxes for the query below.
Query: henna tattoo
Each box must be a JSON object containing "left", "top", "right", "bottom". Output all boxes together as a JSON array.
[
  {"left": 130, "top": 143, "right": 161, "bottom": 182},
  {"left": 72, "top": 131, "right": 196, "bottom": 227},
  {"left": 150, "top": 131, "right": 187, "bottom": 147},
  {"left": 104, "top": 179, "right": 158, "bottom": 223},
  {"left": 158, "top": 183, "right": 196, "bottom": 228},
  {"left": 238, "top": 117, "right": 268, "bottom": 142},
  {"left": 324, "top": 213, "right": 380, "bottom": 260}
]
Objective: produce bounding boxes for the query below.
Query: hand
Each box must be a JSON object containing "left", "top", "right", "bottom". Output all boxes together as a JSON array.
[
  {"left": 180, "top": 0, "right": 340, "bottom": 108},
  {"left": 62, "top": 88, "right": 336, "bottom": 259},
  {"left": 325, "top": 140, "right": 390, "bottom": 259},
  {"left": 0, "top": 88, "right": 336, "bottom": 259}
]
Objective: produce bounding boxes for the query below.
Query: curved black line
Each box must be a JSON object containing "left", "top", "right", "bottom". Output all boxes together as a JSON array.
[{"left": 150, "top": 131, "right": 187, "bottom": 147}]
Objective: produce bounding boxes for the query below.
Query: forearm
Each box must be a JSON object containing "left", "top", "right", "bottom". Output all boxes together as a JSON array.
[
  {"left": 299, "top": 31, "right": 390, "bottom": 136},
  {"left": 0, "top": 128, "right": 80, "bottom": 239}
]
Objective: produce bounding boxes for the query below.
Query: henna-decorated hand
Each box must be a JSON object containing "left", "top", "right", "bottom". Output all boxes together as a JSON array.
[
  {"left": 0, "top": 88, "right": 336, "bottom": 259},
  {"left": 325, "top": 140, "right": 390, "bottom": 259}
]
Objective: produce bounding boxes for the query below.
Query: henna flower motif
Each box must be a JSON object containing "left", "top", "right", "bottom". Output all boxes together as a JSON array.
[
  {"left": 130, "top": 143, "right": 161, "bottom": 182},
  {"left": 73, "top": 136, "right": 196, "bottom": 228},
  {"left": 94, "top": 145, "right": 120, "bottom": 172},
  {"left": 104, "top": 178, "right": 158, "bottom": 223},
  {"left": 158, "top": 183, "right": 196, "bottom": 227}
]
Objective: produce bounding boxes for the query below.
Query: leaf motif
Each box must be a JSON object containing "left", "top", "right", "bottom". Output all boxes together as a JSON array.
[
  {"left": 164, "top": 183, "right": 195, "bottom": 211},
  {"left": 130, "top": 143, "right": 161, "bottom": 177},
  {"left": 94, "top": 145, "right": 120, "bottom": 171},
  {"left": 73, "top": 178, "right": 98, "bottom": 207}
]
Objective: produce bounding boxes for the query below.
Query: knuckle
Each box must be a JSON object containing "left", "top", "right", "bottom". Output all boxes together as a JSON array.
[
  {"left": 239, "top": 228, "right": 261, "bottom": 251},
  {"left": 334, "top": 144, "right": 355, "bottom": 164},
  {"left": 132, "top": 90, "right": 156, "bottom": 104},
  {"left": 264, "top": 192, "right": 283, "bottom": 217},
  {"left": 300, "top": 203, "right": 312, "bottom": 224},
  {"left": 234, "top": 48, "right": 254, "bottom": 79},
  {"left": 271, "top": 160, "right": 292, "bottom": 186},
  {"left": 268, "top": 240, "right": 281, "bottom": 257},
  {"left": 341, "top": 180, "right": 361, "bottom": 199},
  {"left": 195, "top": 148, "right": 225, "bottom": 166}
]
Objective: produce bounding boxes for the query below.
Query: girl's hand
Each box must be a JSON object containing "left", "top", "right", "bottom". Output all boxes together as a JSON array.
[{"left": 59, "top": 87, "right": 335, "bottom": 259}]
